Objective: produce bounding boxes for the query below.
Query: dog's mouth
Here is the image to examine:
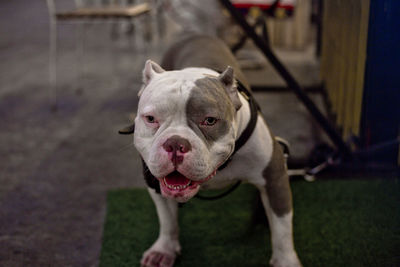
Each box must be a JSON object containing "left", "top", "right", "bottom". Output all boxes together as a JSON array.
[{"left": 158, "top": 170, "right": 216, "bottom": 202}]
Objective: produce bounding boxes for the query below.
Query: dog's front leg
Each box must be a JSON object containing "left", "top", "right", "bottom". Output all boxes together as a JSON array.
[{"left": 141, "top": 188, "right": 181, "bottom": 267}]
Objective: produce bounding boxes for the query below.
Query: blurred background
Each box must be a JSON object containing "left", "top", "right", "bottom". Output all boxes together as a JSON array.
[{"left": 0, "top": 0, "right": 398, "bottom": 266}]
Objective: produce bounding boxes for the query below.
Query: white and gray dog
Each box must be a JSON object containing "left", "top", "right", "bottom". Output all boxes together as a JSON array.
[{"left": 131, "top": 35, "right": 301, "bottom": 267}]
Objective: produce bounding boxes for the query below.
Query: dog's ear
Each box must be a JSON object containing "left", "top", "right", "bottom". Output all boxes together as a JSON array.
[
  {"left": 118, "top": 123, "right": 135, "bottom": 135},
  {"left": 218, "top": 66, "right": 242, "bottom": 110},
  {"left": 143, "top": 60, "right": 165, "bottom": 85},
  {"left": 139, "top": 60, "right": 165, "bottom": 97}
]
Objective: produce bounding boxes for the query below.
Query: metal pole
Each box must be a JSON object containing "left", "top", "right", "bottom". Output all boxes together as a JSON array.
[
  {"left": 46, "top": 0, "right": 58, "bottom": 110},
  {"left": 219, "top": 0, "right": 352, "bottom": 158}
]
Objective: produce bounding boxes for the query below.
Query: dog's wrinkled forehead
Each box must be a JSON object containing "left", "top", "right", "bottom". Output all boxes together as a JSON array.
[
  {"left": 189, "top": 76, "right": 235, "bottom": 121},
  {"left": 140, "top": 70, "right": 204, "bottom": 99},
  {"left": 138, "top": 71, "right": 195, "bottom": 113}
]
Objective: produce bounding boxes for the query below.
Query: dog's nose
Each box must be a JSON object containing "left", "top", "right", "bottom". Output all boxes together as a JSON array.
[
  {"left": 163, "top": 135, "right": 191, "bottom": 153},
  {"left": 163, "top": 135, "right": 191, "bottom": 165}
]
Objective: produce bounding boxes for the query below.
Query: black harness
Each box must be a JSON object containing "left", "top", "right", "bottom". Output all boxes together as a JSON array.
[
  {"left": 217, "top": 80, "right": 260, "bottom": 171},
  {"left": 119, "top": 79, "right": 261, "bottom": 199}
]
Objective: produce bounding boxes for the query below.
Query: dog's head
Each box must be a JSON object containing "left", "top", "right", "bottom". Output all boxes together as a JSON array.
[{"left": 134, "top": 60, "right": 242, "bottom": 202}]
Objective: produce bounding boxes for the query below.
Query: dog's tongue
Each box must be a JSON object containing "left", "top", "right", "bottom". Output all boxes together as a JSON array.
[{"left": 165, "top": 171, "right": 190, "bottom": 186}]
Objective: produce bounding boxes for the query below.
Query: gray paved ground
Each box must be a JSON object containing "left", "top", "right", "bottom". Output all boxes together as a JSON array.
[{"left": 0, "top": 1, "right": 325, "bottom": 266}]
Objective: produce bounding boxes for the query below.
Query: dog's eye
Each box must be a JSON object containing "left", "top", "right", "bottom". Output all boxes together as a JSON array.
[
  {"left": 201, "top": 117, "right": 218, "bottom": 126},
  {"left": 145, "top": 115, "right": 156, "bottom": 123}
]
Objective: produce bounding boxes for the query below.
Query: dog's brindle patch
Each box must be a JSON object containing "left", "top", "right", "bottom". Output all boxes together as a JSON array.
[
  {"left": 186, "top": 77, "right": 235, "bottom": 146},
  {"left": 263, "top": 137, "right": 293, "bottom": 217}
]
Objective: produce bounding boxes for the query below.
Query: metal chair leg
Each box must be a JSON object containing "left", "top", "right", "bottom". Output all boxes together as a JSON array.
[
  {"left": 46, "top": 0, "right": 58, "bottom": 110},
  {"left": 49, "top": 16, "right": 58, "bottom": 111},
  {"left": 76, "top": 23, "right": 85, "bottom": 94}
]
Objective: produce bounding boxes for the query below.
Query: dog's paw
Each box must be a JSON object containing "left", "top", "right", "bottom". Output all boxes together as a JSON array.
[
  {"left": 141, "top": 237, "right": 181, "bottom": 267},
  {"left": 141, "top": 250, "right": 176, "bottom": 267}
]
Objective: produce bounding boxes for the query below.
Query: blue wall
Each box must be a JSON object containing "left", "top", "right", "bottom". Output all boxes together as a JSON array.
[{"left": 361, "top": 0, "right": 400, "bottom": 164}]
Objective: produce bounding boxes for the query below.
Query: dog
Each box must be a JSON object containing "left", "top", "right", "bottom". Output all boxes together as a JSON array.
[{"left": 129, "top": 35, "right": 301, "bottom": 267}]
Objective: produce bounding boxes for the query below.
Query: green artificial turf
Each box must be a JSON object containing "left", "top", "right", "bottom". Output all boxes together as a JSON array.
[{"left": 100, "top": 179, "right": 400, "bottom": 266}]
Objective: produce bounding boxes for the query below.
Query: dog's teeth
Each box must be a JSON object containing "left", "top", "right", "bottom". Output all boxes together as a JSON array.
[
  {"left": 164, "top": 176, "right": 192, "bottom": 190},
  {"left": 165, "top": 181, "right": 173, "bottom": 189}
]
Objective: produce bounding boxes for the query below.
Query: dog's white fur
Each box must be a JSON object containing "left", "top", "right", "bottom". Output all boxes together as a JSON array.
[
  {"left": 135, "top": 67, "right": 236, "bottom": 182},
  {"left": 135, "top": 60, "right": 301, "bottom": 266}
]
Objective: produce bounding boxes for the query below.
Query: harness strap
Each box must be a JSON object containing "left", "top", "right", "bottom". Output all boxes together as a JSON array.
[
  {"left": 142, "top": 159, "right": 161, "bottom": 193},
  {"left": 217, "top": 80, "right": 260, "bottom": 171},
  {"left": 194, "top": 180, "right": 242, "bottom": 200}
]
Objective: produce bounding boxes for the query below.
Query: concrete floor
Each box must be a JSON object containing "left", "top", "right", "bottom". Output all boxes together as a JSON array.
[{"left": 0, "top": 1, "right": 326, "bottom": 266}]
